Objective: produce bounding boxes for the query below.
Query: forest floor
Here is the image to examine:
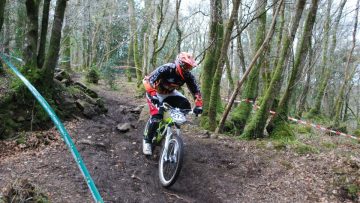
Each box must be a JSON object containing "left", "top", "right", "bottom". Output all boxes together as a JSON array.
[{"left": 0, "top": 74, "right": 359, "bottom": 203}]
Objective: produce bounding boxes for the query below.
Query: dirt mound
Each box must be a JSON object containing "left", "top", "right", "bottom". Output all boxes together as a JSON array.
[{"left": 0, "top": 179, "right": 49, "bottom": 203}]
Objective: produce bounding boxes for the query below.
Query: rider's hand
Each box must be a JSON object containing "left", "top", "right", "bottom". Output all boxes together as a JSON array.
[
  {"left": 151, "top": 95, "right": 160, "bottom": 106},
  {"left": 193, "top": 106, "right": 203, "bottom": 115}
]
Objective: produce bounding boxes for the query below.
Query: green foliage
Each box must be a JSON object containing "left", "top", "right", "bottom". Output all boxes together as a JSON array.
[
  {"left": 101, "top": 61, "right": 117, "bottom": 89},
  {"left": 345, "top": 184, "right": 360, "bottom": 200},
  {"left": 292, "top": 124, "right": 312, "bottom": 134},
  {"left": 269, "top": 121, "right": 295, "bottom": 140},
  {"left": 354, "top": 128, "right": 360, "bottom": 137},
  {"left": 16, "top": 132, "right": 26, "bottom": 145},
  {"left": 321, "top": 141, "right": 337, "bottom": 149},
  {"left": 86, "top": 66, "right": 100, "bottom": 84},
  {"left": 293, "top": 143, "right": 319, "bottom": 155}
]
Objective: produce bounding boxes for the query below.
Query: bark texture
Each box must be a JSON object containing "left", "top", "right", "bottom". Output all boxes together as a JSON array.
[
  {"left": 208, "top": 0, "right": 241, "bottom": 131},
  {"left": 269, "top": 0, "right": 319, "bottom": 136},
  {"left": 42, "top": 0, "right": 68, "bottom": 85},
  {"left": 241, "top": 0, "right": 306, "bottom": 139}
]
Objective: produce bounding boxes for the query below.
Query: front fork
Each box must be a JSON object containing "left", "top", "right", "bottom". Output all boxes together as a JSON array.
[{"left": 163, "top": 126, "right": 180, "bottom": 162}]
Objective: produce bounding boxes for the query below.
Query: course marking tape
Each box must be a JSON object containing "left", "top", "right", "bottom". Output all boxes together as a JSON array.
[{"left": 225, "top": 98, "right": 359, "bottom": 141}]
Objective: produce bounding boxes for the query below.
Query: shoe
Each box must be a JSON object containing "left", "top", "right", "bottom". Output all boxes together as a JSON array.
[{"left": 143, "top": 140, "right": 152, "bottom": 155}]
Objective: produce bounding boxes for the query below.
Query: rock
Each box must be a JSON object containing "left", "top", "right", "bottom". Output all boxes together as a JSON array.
[
  {"left": 130, "top": 105, "right": 144, "bottom": 114},
  {"left": 117, "top": 123, "right": 131, "bottom": 132},
  {"left": 78, "top": 139, "right": 94, "bottom": 145},
  {"left": 74, "top": 81, "right": 98, "bottom": 98},
  {"left": 76, "top": 99, "right": 97, "bottom": 118},
  {"left": 201, "top": 130, "right": 210, "bottom": 139},
  {"left": 138, "top": 105, "right": 150, "bottom": 123},
  {"left": 210, "top": 133, "right": 218, "bottom": 139},
  {"left": 16, "top": 116, "right": 25, "bottom": 122}
]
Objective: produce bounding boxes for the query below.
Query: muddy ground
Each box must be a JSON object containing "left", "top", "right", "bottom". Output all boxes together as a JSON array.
[{"left": 0, "top": 76, "right": 359, "bottom": 203}]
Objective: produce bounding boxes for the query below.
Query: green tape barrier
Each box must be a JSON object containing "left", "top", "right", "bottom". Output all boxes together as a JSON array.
[{"left": 0, "top": 53, "right": 104, "bottom": 203}]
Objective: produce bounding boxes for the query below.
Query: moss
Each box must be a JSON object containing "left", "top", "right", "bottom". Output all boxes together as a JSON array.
[
  {"left": 354, "top": 128, "right": 360, "bottom": 137},
  {"left": 86, "top": 66, "right": 100, "bottom": 84},
  {"left": 1, "top": 179, "right": 50, "bottom": 203},
  {"left": 294, "top": 143, "right": 319, "bottom": 155},
  {"left": 346, "top": 184, "right": 360, "bottom": 199},
  {"left": 230, "top": 102, "right": 253, "bottom": 135},
  {"left": 280, "top": 160, "right": 293, "bottom": 169},
  {"left": 16, "top": 132, "right": 26, "bottom": 145},
  {"left": 269, "top": 121, "right": 295, "bottom": 140},
  {"left": 293, "top": 125, "right": 312, "bottom": 134},
  {"left": 321, "top": 141, "right": 337, "bottom": 149}
]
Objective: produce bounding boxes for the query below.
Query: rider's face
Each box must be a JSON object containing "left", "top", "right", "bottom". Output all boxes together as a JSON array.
[{"left": 182, "top": 64, "right": 193, "bottom": 72}]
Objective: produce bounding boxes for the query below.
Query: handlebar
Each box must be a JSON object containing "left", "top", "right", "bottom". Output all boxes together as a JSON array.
[{"left": 156, "top": 102, "right": 200, "bottom": 116}]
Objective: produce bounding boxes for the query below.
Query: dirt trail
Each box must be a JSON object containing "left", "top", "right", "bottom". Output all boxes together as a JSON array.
[{"left": 0, "top": 78, "right": 359, "bottom": 203}]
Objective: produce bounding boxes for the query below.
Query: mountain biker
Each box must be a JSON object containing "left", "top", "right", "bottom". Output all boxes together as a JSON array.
[{"left": 142, "top": 52, "right": 203, "bottom": 155}]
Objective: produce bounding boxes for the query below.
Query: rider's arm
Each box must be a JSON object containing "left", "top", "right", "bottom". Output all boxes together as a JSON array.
[
  {"left": 184, "top": 72, "right": 202, "bottom": 107},
  {"left": 144, "top": 64, "right": 172, "bottom": 96}
]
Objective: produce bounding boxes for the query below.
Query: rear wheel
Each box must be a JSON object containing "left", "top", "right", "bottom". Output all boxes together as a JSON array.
[{"left": 158, "top": 134, "right": 184, "bottom": 187}]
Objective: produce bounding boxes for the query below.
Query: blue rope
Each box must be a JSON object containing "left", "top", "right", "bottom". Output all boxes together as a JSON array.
[{"left": 0, "top": 53, "right": 104, "bottom": 203}]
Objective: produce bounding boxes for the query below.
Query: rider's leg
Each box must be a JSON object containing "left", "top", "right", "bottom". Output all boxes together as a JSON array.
[{"left": 143, "top": 94, "right": 163, "bottom": 155}]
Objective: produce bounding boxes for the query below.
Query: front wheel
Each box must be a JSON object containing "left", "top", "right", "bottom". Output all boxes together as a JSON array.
[{"left": 158, "top": 134, "right": 184, "bottom": 188}]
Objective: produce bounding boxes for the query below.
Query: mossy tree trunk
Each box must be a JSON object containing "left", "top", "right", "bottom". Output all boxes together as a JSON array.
[
  {"left": 175, "top": 0, "right": 182, "bottom": 54},
  {"left": 241, "top": 0, "right": 306, "bottom": 139},
  {"left": 200, "top": 0, "right": 223, "bottom": 124},
  {"left": 333, "top": 0, "right": 358, "bottom": 127},
  {"left": 216, "top": 0, "right": 284, "bottom": 134},
  {"left": 230, "top": 0, "right": 267, "bottom": 135},
  {"left": 309, "top": 0, "right": 332, "bottom": 116},
  {"left": 297, "top": 45, "right": 313, "bottom": 118},
  {"left": 0, "top": 0, "right": 5, "bottom": 33},
  {"left": 139, "top": 0, "right": 152, "bottom": 76},
  {"left": 42, "top": 0, "right": 68, "bottom": 86},
  {"left": 15, "top": 1, "right": 26, "bottom": 51},
  {"left": 271, "top": 2, "right": 285, "bottom": 77},
  {"left": 61, "top": 14, "right": 71, "bottom": 72},
  {"left": 208, "top": 0, "right": 241, "bottom": 131},
  {"left": 37, "top": 0, "right": 51, "bottom": 68},
  {"left": 149, "top": 0, "right": 165, "bottom": 69},
  {"left": 269, "top": 0, "right": 319, "bottom": 136},
  {"left": 24, "top": 0, "right": 40, "bottom": 69}
]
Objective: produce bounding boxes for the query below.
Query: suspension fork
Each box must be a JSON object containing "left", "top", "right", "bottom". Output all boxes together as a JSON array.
[{"left": 163, "top": 124, "right": 181, "bottom": 162}]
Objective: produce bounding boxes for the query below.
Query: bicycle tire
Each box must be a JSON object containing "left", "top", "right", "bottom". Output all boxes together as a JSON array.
[{"left": 158, "top": 134, "right": 184, "bottom": 187}]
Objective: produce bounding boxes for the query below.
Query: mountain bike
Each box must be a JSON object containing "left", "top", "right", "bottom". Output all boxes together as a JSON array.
[{"left": 145, "top": 102, "right": 192, "bottom": 188}]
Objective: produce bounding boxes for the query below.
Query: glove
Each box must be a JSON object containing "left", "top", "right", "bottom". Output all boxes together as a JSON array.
[
  {"left": 150, "top": 95, "right": 160, "bottom": 106},
  {"left": 193, "top": 106, "right": 203, "bottom": 115},
  {"left": 195, "top": 93, "right": 203, "bottom": 107}
]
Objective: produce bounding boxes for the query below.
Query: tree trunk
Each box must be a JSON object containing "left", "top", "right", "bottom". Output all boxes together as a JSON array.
[
  {"left": 149, "top": 0, "right": 165, "bottom": 68},
  {"left": 15, "top": 1, "right": 26, "bottom": 51},
  {"left": 216, "top": 0, "right": 283, "bottom": 133},
  {"left": 241, "top": 0, "right": 306, "bottom": 139},
  {"left": 24, "top": 0, "right": 40, "bottom": 69},
  {"left": 200, "top": 0, "right": 223, "bottom": 125},
  {"left": 333, "top": 0, "right": 358, "bottom": 126},
  {"left": 61, "top": 14, "right": 71, "bottom": 72},
  {"left": 297, "top": 45, "right": 313, "bottom": 118},
  {"left": 37, "top": 0, "right": 51, "bottom": 68},
  {"left": 229, "top": 0, "right": 267, "bottom": 135},
  {"left": 175, "top": 0, "right": 182, "bottom": 53},
  {"left": 208, "top": 0, "right": 241, "bottom": 131},
  {"left": 309, "top": 0, "right": 332, "bottom": 115},
  {"left": 42, "top": 0, "right": 68, "bottom": 86},
  {"left": 0, "top": 0, "right": 5, "bottom": 33},
  {"left": 269, "top": 0, "right": 319, "bottom": 136}
]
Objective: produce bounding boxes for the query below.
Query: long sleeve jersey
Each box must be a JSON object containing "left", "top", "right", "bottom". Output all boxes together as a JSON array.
[{"left": 143, "top": 62, "right": 201, "bottom": 97}]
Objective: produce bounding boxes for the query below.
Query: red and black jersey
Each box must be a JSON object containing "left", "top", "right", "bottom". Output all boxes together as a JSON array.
[{"left": 143, "top": 62, "right": 200, "bottom": 97}]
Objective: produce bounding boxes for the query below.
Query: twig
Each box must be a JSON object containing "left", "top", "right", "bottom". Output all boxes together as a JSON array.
[{"left": 163, "top": 191, "right": 191, "bottom": 203}]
